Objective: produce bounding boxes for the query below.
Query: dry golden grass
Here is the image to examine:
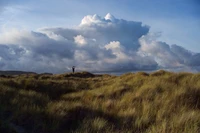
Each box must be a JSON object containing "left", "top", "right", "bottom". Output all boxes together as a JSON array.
[{"left": 0, "top": 70, "right": 200, "bottom": 133}]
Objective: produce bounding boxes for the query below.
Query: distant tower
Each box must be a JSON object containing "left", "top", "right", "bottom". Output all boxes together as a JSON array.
[{"left": 72, "top": 66, "right": 75, "bottom": 73}]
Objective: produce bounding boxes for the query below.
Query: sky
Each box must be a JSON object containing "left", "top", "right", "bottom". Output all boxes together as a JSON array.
[{"left": 0, "top": 0, "right": 199, "bottom": 73}]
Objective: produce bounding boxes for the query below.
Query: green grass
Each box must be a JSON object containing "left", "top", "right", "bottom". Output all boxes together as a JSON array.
[{"left": 0, "top": 71, "right": 200, "bottom": 133}]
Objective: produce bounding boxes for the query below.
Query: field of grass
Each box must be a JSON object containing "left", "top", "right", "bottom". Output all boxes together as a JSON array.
[{"left": 0, "top": 70, "right": 200, "bottom": 133}]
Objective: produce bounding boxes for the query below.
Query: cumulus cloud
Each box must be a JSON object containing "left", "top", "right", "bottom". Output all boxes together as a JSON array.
[
  {"left": 0, "top": 13, "right": 199, "bottom": 73},
  {"left": 138, "top": 33, "right": 200, "bottom": 72},
  {"left": 74, "top": 35, "right": 87, "bottom": 46},
  {"left": 138, "top": 34, "right": 183, "bottom": 68}
]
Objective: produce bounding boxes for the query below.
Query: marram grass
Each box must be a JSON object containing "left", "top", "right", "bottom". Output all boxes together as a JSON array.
[{"left": 0, "top": 71, "right": 200, "bottom": 133}]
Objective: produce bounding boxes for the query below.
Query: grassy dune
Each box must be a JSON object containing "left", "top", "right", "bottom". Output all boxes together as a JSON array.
[{"left": 0, "top": 70, "right": 200, "bottom": 133}]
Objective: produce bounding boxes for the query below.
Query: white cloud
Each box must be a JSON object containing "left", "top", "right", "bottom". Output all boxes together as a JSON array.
[
  {"left": 105, "top": 41, "right": 121, "bottom": 50},
  {"left": 104, "top": 13, "right": 116, "bottom": 22},
  {"left": 138, "top": 34, "right": 183, "bottom": 68},
  {"left": 105, "top": 41, "right": 128, "bottom": 62},
  {"left": 74, "top": 35, "right": 87, "bottom": 46},
  {"left": 0, "top": 13, "right": 199, "bottom": 73}
]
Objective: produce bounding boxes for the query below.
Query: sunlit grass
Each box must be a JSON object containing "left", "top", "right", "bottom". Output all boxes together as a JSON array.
[{"left": 0, "top": 70, "right": 200, "bottom": 132}]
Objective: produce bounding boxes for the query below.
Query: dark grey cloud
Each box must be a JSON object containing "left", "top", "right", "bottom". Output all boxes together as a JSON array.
[
  {"left": 0, "top": 13, "right": 199, "bottom": 73},
  {"left": 186, "top": 53, "right": 200, "bottom": 66}
]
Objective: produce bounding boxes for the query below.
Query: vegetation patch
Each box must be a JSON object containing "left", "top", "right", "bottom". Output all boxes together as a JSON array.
[{"left": 0, "top": 71, "right": 200, "bottom": 133}]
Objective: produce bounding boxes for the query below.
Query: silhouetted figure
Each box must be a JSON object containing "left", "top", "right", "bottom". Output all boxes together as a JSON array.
[{"left": 72, "top": 66, "right": 75, "bottom": 73}]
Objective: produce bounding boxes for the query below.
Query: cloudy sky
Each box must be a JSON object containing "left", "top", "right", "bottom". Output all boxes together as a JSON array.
[{"left": 0, "top": 0, "right": 199, "bottom": 73}]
